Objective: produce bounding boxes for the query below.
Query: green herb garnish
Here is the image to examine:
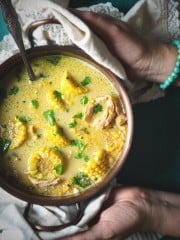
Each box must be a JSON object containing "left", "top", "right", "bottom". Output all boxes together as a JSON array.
[
  {"left": 73, "top": 112, "right": 83, "bottom": 119},
  {"left": 72, "top": 172, "right": 92, "bottom": 188},
  {"left": 31, "top": 99, "right": 39, "bottom": 109},
  {"left": 70, "top": 139, "right": 87, "bottom": 152},
  {"left": 93, "top": 104, "right": 103, "bottom": 114},
  {"left": 80, "top": 76, "right": 91, "bottom": 86},
  {"left": 80, "top": 96, "right": 88, "bottom": 105},
  {"left": 46, "top": 55, "right": 61, "bottom": 65},
  {"left": 16, "top": 116, "right": 31, "bottom": 123},
  {"left": 9, "top": 86, "right": 19, "bottom": 95},
  {"left": 43, "top": 110, "right": 55, "bottom": 125},
  {"left": 75, "top": 152, "right": 89, "bottom": 161},
  {"left": 70, "top": 139, "right": 80, "bottom": 147},
  {"left": 54, "top": 164, "right": 63, "bottom": 175},
  {"left": 70, "top": 139, "right": 88, "bottom": 161},
  {"left": 74, "top": 152, "right": 84, "bottom": 159},
  {"left": 53, "top": 90, "right": 62, "bottom": 100},
  {"left": 0, "top": 138, "right": 11, "bottom": 153},
  {"left": 68, "top": 121, "right": 77, "bottom": 128},
  {"left": 53, "top": 146, "right": 62, "bottom": 153}
]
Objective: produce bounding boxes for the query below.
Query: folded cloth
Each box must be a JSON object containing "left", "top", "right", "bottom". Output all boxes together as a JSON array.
[
  {"left": 0, "top": 0, "right": 180, "bottom": 240},
  {"left": 0, "top": 180, "right": 115, "bottom": 240}
]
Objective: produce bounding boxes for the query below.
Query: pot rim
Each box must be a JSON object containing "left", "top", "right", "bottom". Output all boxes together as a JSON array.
[{"left": 0, "top": 45, "right": 134, "bottom": 205}]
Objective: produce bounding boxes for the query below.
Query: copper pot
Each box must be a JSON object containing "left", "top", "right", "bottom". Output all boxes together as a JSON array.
[{"left": 0, "top": 19, "right": 134, "bottom": 231}]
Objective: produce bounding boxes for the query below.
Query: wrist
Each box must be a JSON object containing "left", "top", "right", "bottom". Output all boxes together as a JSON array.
[
  {"left": 149, "top": 43, "right": 177, "bottom": 83},
  {"left": 134, "top": 41, "right": 180, "bottom": 85},
  {"left": 160, "top": 40, "right": 180, "bottom": 90}
]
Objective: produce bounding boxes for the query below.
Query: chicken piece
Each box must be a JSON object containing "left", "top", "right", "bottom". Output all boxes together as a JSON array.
[
  {"left": 84, "top": 95, "right": 117, "bottom": 129},
  {"left": 28, "top": 176, "right": 60, "bottom": 187},
  {"left": 115, "top": 113, "right": 127, "bottom": 129},
  {"left": 84, "top": 95, "right": 127, "bottom": 130}
]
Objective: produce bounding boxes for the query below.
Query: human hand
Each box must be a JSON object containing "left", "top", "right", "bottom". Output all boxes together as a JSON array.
[
  {"left": 61, "top": 186, "right": 180, "bottom": 240},
  {"left": 72, "top": 11, "right": 178, "bottom": 85}
]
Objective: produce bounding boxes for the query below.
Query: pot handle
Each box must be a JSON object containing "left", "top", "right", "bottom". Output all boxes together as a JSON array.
[
  {"left": 26, "top": 18, "right": 60, "bottom": 48},
  {"left": 24, "top": 202, "right": 84, "bottom": 232}
]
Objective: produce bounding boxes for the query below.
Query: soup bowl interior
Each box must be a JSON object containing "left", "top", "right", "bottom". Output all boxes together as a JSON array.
[{"left": 0, "top": 45, "right": 133, "bottom": 205}]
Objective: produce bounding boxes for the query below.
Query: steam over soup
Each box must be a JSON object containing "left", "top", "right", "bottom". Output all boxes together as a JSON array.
[{"left": 0, "top": 55, "right": 127, "bottom": 196}]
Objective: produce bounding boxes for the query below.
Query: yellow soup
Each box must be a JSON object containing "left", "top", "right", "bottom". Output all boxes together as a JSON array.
[{"left": 0, "top": 54, "right": 127, "bottom": 197}]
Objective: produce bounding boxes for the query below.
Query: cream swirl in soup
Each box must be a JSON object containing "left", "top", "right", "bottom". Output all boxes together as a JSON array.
[{"left": 0, "top": 55, "right": 127, "bottom": 196}]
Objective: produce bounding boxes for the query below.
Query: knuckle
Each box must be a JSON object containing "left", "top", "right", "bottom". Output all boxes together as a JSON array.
[
  {"left": 109, "top": 24, "right": 120, "bottom": 34},
  {"left": 83, "top": 11, "right": 98, "bottom": 19}
]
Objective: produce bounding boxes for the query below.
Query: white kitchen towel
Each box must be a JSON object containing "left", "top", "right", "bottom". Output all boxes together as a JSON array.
[
  {"left": 0, "top": 182, "right": 162, "bottom": 240},
  {"left": 0, "top": 181, "right": 116, "bottom": 240},
  {"left": 0, "top": 0, "right": 180, "bottom": 239}
]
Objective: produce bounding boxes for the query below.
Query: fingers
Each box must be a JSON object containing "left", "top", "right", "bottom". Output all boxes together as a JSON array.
[
  {"left": 109, "top": 187, "right": 180, "bottom": 237},
  {"left": 70, "top": 9, "right": 149, "bottom": 75},
  {"left": 62, "top": 186, "right": 180, "bottom": 239},
  {"left": 70, "top": 10, "right": 137, "bottom": 40},
  {"left": 70, "top": 10, "right": 124, "bottom": 47},
  {"left": 62, "top": 187, "right": 145, "bottom": 240},
  {"left": 70, "top": 10, "right": 118, "bottom": 31}
]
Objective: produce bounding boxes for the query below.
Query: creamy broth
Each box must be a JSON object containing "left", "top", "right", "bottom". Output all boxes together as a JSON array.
[{"left": 0, "top": 55, "right": 127, "bottom": 196}]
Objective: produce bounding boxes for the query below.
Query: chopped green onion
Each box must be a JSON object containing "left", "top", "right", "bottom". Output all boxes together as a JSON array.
[
  {"left": 43, "top": 110, "right": 55, "bottom": 125},
  {"left": 46, "top": 55, "right": 61, "bottom": 65},
  {"left": 0, "top": 138, "right": 11, "bottom": 153},
  {"left": 80, "top": 76, "right": 91, "bottom": 86},
  {"left": 54, "top": 164, "right": 63, "bottom": 175},
  {"left": 9, "top": 86, "right": 19, "bottom": 95},
  {"left": 70, "top": 139, "right": 79, "bottom": 147},
  {"left": 53, "top": 90, "right": 62, "bottom": 100},
  {"left": 70, "top": 139, "right": 87, "bottom": 152},
  {"left": 72, "top": 172, "right": 92, "bottom": 188},
  {"left": 68, "top": 121, "right": 77, "bottom": 128},
  {"left": 80, "top": 96, "right": 88, "bottom": 105},
  {"left": 93, "top": 104, "right": 103, "bottom": 114},
  {"left": 53, "top": 146, "right": 62, "bottom": 153},
  {"left": 75, "top": 152, "right": 89, "bottom": 161},
  {"left": 16, "top": 116, "right": 31, "bottom": 123},
  {"left": 31, "top": 99, "right": 39, "bottom": 109},
  {"left": 73, "top": 112, "right": 83, "bottom": 119}
]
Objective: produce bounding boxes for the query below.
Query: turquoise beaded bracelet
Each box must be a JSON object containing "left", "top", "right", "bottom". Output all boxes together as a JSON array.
[{"left": 160, "top": 40, "right": 180, "bottom": 90}]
